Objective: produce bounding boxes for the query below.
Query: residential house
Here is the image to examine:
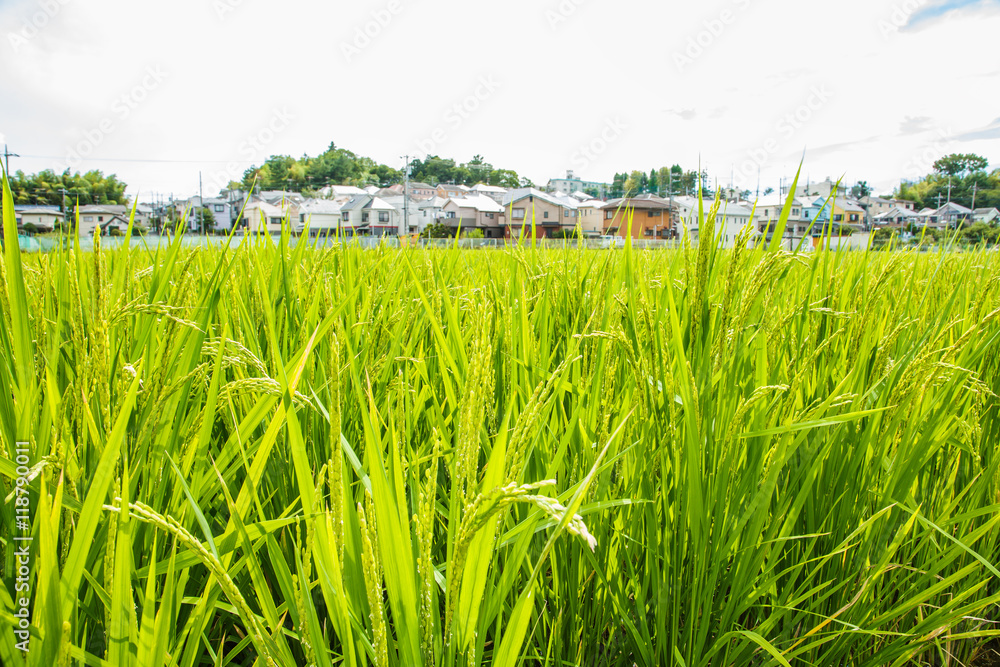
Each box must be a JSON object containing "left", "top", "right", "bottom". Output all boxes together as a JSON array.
[
  {"left": 469, "top": 183, "right": 508, "bottom": 203},
  {"left": 181, "top": 196, "right": 233, "bottom": 232},
  {"left": 547, "top": 170, "right": 609, "bottom": 198},
  {"left": 406, "top": 182, "right": 437, "bottom": 200},
  {"left": 874, "top": 206, "right": 923, "bottom": 228},
  {"left": 683, "top": 201, "right": 756, "bottom": 248},
  {"left": 973, "top": 207, "right": 999, "bottom": 224},
  {"left": 602, "top": 194, "right": 676, "bottom": 240},
  {"left": 791, "top": 177, "right": 846, "bottom": 199},
  {"left": 381, "top": 195, "right": 424, "bottom": 235},
  {"left": 754, "top": 196, "right": 814, "bottom": 250},
  {"left": 293, "top": 199, "right": 343, "bottom": 235},
  {"left": 442, "top": 195, "right": 506, "bottom": 237},
  {"left": 831, "top": 198, "right": 866, "bottom": 230},
  {"left": 914, "top": 208, "right": 943, "bottom": 229},
  {"left": 436, "top": 183, "right": 471, "bottom": 199},
  {"left": 502, "top": 188, "right": 571, "bottom": 239},
  {"left": 339, "top": 196, "right": 398, "bottom": 236},
  {"left": 240, "top": 200, "right": 289, "bottom": 234},
  {"left": 672, "top": 196, "right": 757, "bottom": 247},
  {"left": 935, "top": 202, "right": 973, "bottom": 227},
  {"left": 260, "top": 191, "right": 305, "bottom": 206},
  {"left": 574, "top": 199, "right": 605, "bottom": 236},
  {"left": 861, "top": 196, "right": 916, "bottom": 217},
  {"left": 318, "top": 184, "right": 367, "bottom": 200},
  {"left": 417, "top": 197, "right": 449, "bottom": 227},
  {"left": 14, "top": 205, "right": 63, "bottom": 232},
  {"left": 75, "top": 205, "right": 140, "bottom": 236}
]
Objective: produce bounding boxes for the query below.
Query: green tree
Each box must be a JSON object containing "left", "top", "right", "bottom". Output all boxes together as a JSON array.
[
  {"left": 851, "top": 181, "right": 872, "bottom": 199},
  {"left": 933, "top": 153, "right": 988, "bottom": 177},
  {"left": 9, "top": 169, "right": 128, "bottom": 209},
  {"left": 420, "top": 222, "right": 453, "bottom": 238}
]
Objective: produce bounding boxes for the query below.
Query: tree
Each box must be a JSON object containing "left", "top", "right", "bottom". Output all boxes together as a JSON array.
[
  {"left": 648, "top": 169, "right": 658, "bottom": 195},
  {"left": 763, "top": 187, "right": 775, "bottom": 196},
  {"left": 196, "top": 207, "right": 216, "bottom": 234},
  {"left": 421, "top": 222, "right": 452, "bottom": 238},
  {"left": 610, "top": 173, "right": 626, "bottom": 198},
  {"left": 623, "top": 170, "right": 645, "bottom": 197},
  {"left": 9, "top": 169, "right": 128, "bottom": 208},
  {"left": 933, "top": 153, "right": 989, "bottom": 177},
  {"left": 851, "top": 181, "right": 871, "bottom": 199}
]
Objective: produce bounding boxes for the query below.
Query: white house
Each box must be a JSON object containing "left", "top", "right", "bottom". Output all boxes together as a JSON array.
[
  {"left": 442, "top": 195, "right": 506, "bottom": 237},
  {"left": 339, "top": 196, "right": 399, "bottom": 236},
  {"left": 318, "top": 184, "right": 367, "bottom": 200},
  {"left": 381, "top": 195, "right": 424, "bottom": 235},
  {"left": 417, "top": 197, "right": 448, "bottom": 227},
  {"left": 973, "top": 207, "right": 999, "bottom": 224},
  {"left": 469, "top": 183, "right": 508, "bottom": 203},
  {"left": 241, "top": 200, "right": 290, "bottom": 234},
  {"left": 14, "top": 205, "right": 63, "bottom": 232},
  {"left": 294, "top": 199, "right": 343, "bottom": 235}
]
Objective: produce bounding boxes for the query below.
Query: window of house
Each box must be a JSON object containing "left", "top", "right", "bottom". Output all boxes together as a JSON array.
[
  {"left": 834, "top": 214, "right": 843, "bottom": 222},
  {"left": 342, "top": 212, "right": 349, "bottom": 221},
  {"left": 512, "top": 208, "right": 525, "bottom": 220},
  {"left": 362, "top": 212, "right": 369, "bottom": 222},
  {"left": 605, "top": 211, "right": 614, "bottom": 219},
  {"left": 84, "top": 216, "right": 94, "bottom": 222},
  {"left": 98, "top": 216, "right": 104, "bottom": 222},
  {"left": 487, "top": 212, "right": 494, "bottom": 219},
  {"left": 850, "top": 214, "right": 859, "bottom": 222},
  {"left": 214, "top": 205, "right": 225, "bottom": 212},
  {"left": 648, "top": 210, "right": 659, "bottom": 217},
  {"left": 446, "top": 211, "right": 456, "bottom": 218},
  {"left": 792, "top": 209, "right": 799, "bottom": 216},
  {"left": 543, "top": 211, "right": 549, "bottom": 219},
  {"left": 300, "top": 214, "right": 306, "bottom": 222},
  {"left": 378, "top": 212, "right": 389, "bottom": 223},
  {"left": 270, "top": 217, "right": 281, "bottom": 225}
]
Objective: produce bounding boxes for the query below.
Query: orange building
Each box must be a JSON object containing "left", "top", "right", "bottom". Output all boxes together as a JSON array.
[{"left": 602, "top": 195, "right": 676, "bottom": 239}]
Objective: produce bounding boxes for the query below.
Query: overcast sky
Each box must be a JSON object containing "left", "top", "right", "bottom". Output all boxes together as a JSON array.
[{"left": 1, "top": 0, "right": 999, "bottom": 202}]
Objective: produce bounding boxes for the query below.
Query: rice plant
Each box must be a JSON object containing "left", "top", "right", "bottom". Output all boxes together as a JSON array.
[{"left": 1, "top": 172, "right": 999, "bottom": 666}]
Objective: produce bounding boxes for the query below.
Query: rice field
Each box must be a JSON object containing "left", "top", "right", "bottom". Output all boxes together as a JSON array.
[{"left": 2, "top": 184, "right": 1000, "bottom": 666}]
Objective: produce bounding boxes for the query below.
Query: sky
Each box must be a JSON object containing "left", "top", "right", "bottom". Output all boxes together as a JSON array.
[{"left": 1, "top": 0, "right": 999, "bottom": 203}]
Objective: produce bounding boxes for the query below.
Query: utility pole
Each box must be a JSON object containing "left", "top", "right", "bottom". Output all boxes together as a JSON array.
[
  {"left": 401, "top": 154, "right": 410, "bottom": 236},
  {"left": 2, "top": 144, "right": 18, "bottom": 176},
  {"left": 946, "top": 176, "right": 953, "bottom": 205},
  {"left": 199, "top": 171, "right": 204, "bottom": 234},
  {"left": 971, "top": 181, "right": 978, "bottom": 212},
  {"left": 2, "top": 145, "right": 19, "bottom": 219}
]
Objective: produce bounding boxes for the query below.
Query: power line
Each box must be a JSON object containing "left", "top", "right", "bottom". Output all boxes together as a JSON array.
[{"left": 18, "top": 154, "right": 255, "bottom": 164}]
